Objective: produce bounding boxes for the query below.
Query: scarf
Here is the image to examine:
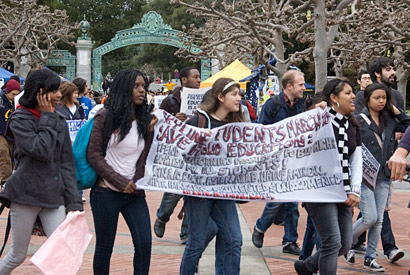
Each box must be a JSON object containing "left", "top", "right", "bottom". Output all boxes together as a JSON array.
[{"left": 328, "top": 108, "right": 350, "bottom": 191}]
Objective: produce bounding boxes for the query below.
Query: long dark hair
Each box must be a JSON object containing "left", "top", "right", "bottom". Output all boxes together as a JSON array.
[
  {"left": 104, "top": 69, "right": 151, "bottom": 141},
  {"left": 364, "top": 82, "right": 394, "bottom": 130},
  {"left": 19, "top": 69, "right": 61, "bottom": 109},
  {"left": 198, "top": 78, "right": 244, "bottom": 123},
  {"left": 321, "top": 77, "right": 359, "bottom": 127}
]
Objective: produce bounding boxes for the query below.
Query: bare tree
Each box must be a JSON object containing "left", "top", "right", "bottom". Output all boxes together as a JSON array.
[{"left": 0, "top": 0, "right": 77, "bottom": 76}]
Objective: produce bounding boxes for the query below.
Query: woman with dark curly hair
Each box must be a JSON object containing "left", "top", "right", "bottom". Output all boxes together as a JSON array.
[{"left": 87, "top": 69, "right": 156, "bottom": 275}]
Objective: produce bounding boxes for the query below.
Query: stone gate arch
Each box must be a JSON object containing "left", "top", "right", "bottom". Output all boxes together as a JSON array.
[{"left": 92, "top": 11, "right": 210, "bottom": 89}]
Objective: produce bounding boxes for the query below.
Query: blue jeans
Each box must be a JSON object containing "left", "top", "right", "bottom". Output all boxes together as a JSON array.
[
  {"left": 299, "top": 215, "right": 321, "bottom": 260},
  {"left": 157, "top": 192, "right": 187, "bottom": 238},
  {"left": 304, "top": 202, "right": 352, "bottom": 274},
  {"left": 180, "top": 197, "right": 242, "bottom": 275},
  {"left": 352, "top": 179, "right": 390, "bottom": 260},
  {"left": 255, "top": 202, "right": 299, "bottom": 245},
  {"left": 90, "top": 186, "right": 152, "bottom": 275}
]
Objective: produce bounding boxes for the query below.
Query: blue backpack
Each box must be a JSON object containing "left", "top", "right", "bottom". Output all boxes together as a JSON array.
[{"left": 72, "top": 107, "right": 113, "bottom": 190}]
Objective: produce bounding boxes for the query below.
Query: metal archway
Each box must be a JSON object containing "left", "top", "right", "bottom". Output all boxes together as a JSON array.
[
  {"left": 92, "top": 11, "right": 210, "bottom": 89},
  {"left": 45, "top": 50, "right": 76, "bottom": 80}
]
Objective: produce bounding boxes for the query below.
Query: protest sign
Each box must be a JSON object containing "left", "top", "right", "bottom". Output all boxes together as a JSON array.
[
  {"left": 136, "top": 108, "right": 348, "bottom": 202},
  {"left": 180, "top": 87, "right": 211, "bottom": 117},
  {"left": 67, "top": 120, "right": 86, "bottom": 143},
  {"left": 154, "top": 95, "right": 167, "bottom": 109},
  {"left": 361, "top": 144, "right": 380, "bottom": 191}
]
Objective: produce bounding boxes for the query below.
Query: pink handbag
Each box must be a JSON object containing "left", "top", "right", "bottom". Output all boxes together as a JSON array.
[{"left": 30, "top": 211, "right": 92, "bottom": 275}]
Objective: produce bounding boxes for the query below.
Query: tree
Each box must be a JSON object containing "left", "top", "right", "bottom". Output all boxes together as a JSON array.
[
  {"left": 171, "top": 0, "right": 363, "bottom": 92},
  {"left": 0, "top": 0, "right": 76, "bottom": 76}
]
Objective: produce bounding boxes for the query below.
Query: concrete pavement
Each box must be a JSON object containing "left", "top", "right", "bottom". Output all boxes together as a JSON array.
[{"left": 0, "top": 184, "right": 409, "bottom": 274}]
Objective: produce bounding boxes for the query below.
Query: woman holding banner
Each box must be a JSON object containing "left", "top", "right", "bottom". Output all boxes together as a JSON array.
[
  {"left": 180, "top": 78, "right": 244, "bottom": 275},
  {"left": 87, "top": 69, "right": 156, "bottom": 275},
  {"left": 0, "top": 69, "right": 83, "bottom": 274},
  {"left": 294, "top": 78, "right": 362, "bottom": 275},
  {"left": 343, "top": 82, "right": 410, "bottom": 272}
]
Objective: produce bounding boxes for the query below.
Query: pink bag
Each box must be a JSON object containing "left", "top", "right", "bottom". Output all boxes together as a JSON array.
[{"left": 30, "top": 211, "right": 92, "bottom": 275}]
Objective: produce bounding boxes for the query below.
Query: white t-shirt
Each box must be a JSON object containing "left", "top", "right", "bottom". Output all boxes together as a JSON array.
[{"left": 103, "top": 120, "right": 145, "bottom": 191}]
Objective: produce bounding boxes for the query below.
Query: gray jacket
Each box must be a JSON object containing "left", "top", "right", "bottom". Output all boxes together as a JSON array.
[{"left": 0, "top": 108, "right": 83, "bottom": 211}]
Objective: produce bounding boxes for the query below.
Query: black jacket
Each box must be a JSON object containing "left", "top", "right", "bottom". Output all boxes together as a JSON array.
[
  {"left": 0, "top": 108, "right": 83, "bottom": 211},
  {"left": 355, "top": 108, "right": 410, "bottom": 180}
]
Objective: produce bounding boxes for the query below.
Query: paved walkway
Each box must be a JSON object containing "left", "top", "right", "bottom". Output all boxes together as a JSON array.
[{"left": 1, "top": 183, "right": 409, "bottom": 274}]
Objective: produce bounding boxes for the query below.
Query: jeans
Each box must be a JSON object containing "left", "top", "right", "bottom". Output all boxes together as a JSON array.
[
  {"left": 299, "top": 215, "right": 321, "bottom": 260},
  {"left": 304, "top": 202, "right": 352, "bottom": 274},
  {"left": 356, "top": 210, "right": 399, "bottom": 255},
  {"left": 180, "top": 197, "right": 242, "bottom": 275},
  {"left": 157, "top": 192, "right": 187, "bottom": 238},
  {"left": 255, "top": 202, "right": 299, "bottom": 245},
  {"left": 0, "top": 203, "right": 65, "bottom": 275},
  {"left": 90, "top": 186, "right": 151, "bottom": 275},
  {"left": 352, "top": 179, "right": 390, "bottom": 259}
]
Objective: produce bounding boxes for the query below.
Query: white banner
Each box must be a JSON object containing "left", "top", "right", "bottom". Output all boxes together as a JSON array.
[
  {"left": 67, "top": 120, "right": 86, "bottom": 143},
  {"left": 136, "top": 108, "right": 348, "bottom": 202},
  {"left": 180, "top": 87, "right": 211, "bottom": 117},
  {"left": 154, "top": 95, "right": 167, "bottom": 109},
  {"left": 361, "top": 144, "right": 380, "bottom": 191}
]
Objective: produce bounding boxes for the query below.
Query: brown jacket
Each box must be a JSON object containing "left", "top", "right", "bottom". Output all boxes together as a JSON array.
[{"left": 86, "top": 108, "right": 153, "bottom": 195}]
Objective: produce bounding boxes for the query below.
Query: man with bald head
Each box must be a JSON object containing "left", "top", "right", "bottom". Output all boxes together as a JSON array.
[{"left": 253, "top": 69, "right": 306, "bottom": 255}]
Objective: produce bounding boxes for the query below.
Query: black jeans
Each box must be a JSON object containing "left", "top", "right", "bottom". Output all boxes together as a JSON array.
[{"left": 90, "top": 186, "right": 152, "bottom": 275}]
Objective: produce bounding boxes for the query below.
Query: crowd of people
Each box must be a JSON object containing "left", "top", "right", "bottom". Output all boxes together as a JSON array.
[{"left": 0, "top": 57, "right": 409, "bottom": 275}]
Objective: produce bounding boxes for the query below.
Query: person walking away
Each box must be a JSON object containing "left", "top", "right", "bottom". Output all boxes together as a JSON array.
[
  {"left": 294, "top": 78, "right": 361, "bottom": 275},
  {"left": 0, "top": 69, "right": 83, "bottom": 274},
  {"left": 0, "top": 79, "right": 20, "bottom": 187},
  {"left": 55, "top": 81, "right": 85, "bottom": 120},
  {"left": 180, "top": 78, "right": 244, "bottom": 275},
  {"left": 343, "top": 83, "right": 410, "bottom": 272},
  {"left": 87, "top": 69, "right": 156, "bottom": 275}
]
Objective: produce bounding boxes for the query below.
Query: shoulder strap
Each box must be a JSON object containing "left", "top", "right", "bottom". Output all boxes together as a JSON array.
[
  {"left": 359, "top": 113, "right": 383, "bottom": 150},
  {"left": 271, "top": 95, "right": 282, "bottom": 120},
  {"left": 102, "top": 107, "right": 113, "bottom": 155},
  {"left": 0, "top": 206, "right": 10, "bottom": 257},
  {"left": 198, "top": 113, "right": 207, "bottom": 128},
  {"left": 168, "top": 94, "right": 175, "bottom": 114}
]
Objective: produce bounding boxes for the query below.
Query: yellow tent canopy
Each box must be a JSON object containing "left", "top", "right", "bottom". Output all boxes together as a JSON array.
[{"left": 200, "top": 59, "right": 251, "bottom": 91}]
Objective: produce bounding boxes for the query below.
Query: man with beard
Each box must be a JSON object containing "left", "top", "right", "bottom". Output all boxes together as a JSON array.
[
  {"left": 354, "top": 57, "right": 404, "bottom": 113},
  {"left": 351, "top": 57, "right": 405, "bottom": 264}
]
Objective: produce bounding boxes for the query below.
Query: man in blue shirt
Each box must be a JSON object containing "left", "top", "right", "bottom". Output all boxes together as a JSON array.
[{"left": 73, "top": 77, "right": 93, "bottom": 119}]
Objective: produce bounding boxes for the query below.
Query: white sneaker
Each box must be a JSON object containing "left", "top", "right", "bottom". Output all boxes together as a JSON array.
[{"left": 388, "top": 249, "right": 404, "bottom": 263}]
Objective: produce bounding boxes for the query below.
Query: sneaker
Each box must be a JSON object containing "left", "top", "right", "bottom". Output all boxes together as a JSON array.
[
  {"left": 252, "top": 226, "right": 264, "bottom": 248},
  {"left": 153, "top": 219, "right": 166, "bottom": 238},
  {"left": 283, "top": 242, "right": 301, "bottom": 255},
  {"left": 388, "top": 249, "right": 404, "bottom": 263},
  {"left": 82, "top": 197, "right": 86, "bottom": 202},
  {"left": 353, "top": 243, "right": 366, "bottom": 254},
  {"left": 294, "top": 260, "right": 313, "bottom": 275},
  {"left": 343, "top": 249, "right": 355, "bottom": 264},
  {"left": 364, "top": 258, "right": 385, "bottom": 272}
]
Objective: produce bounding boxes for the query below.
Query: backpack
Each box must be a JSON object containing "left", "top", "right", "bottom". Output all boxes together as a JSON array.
[{"left": 72, "top": 107, "right": 113, "bottom": 190}]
